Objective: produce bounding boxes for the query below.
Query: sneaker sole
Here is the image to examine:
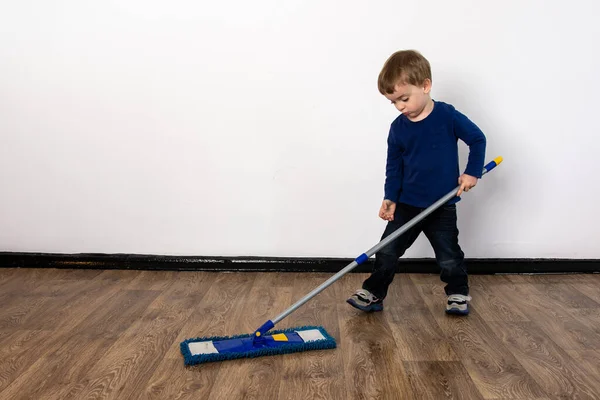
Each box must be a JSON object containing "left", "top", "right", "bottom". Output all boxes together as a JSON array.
[
  {"left": 445, "top": 307, "right": 469, "bottom": 315},
  {"left": 346, "top": 298, "right": 383, "bottom": 312}
]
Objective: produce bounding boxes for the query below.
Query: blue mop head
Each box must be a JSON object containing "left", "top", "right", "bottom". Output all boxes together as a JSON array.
[{"left": 180, "top": 325, "right": 336, "bottom": 365}]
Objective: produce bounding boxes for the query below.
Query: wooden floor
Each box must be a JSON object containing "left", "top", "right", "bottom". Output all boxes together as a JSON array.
[{"left": 1, "top": 268, "right": 599, "bottom": 399}]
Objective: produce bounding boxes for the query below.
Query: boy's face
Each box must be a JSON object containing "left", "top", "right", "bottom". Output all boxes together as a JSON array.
[{"left": 384, "top": 79, "right": 432, "bottom": 119}]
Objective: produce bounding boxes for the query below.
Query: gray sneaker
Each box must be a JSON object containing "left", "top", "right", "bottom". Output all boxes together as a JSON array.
[
  {"left": 446, "top": 294, "right": 472, "bottom": 315},
  {"left": 346, "top": 289, "right": 383, "bottom": 312}
]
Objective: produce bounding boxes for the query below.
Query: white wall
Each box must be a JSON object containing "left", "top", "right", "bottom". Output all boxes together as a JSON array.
[{"left": 1, "top": 0, "right": 599, "bottom": 259}]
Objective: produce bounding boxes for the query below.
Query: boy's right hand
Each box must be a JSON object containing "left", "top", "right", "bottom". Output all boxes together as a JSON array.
[{"left": 379, "top": 200, "right": 396, "bottom": 221}]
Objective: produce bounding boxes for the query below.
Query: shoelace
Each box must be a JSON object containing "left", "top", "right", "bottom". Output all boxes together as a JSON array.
[
  {"left": 356, "top": 290, "right": 377, "bottom": 302},
  {"left": 448, "top": 295, "right": 472, "bottom": 302}
]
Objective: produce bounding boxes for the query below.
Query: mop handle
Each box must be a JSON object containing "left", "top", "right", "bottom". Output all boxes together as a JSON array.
[{"left": 253, "top": 156, "right": 503, "bottom": 337}]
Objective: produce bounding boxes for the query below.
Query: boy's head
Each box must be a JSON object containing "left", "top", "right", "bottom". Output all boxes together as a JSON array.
[{"left": 378, "top": 50, "right": 433, "bottom": 119}]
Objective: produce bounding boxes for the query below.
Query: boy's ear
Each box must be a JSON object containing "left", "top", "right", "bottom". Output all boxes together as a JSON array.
[{"left": 422, "top": 79, "right": 432, "bottom": 94}]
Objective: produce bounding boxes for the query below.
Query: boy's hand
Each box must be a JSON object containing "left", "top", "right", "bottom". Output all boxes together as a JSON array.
[
  {"left": 379, "top": 200, "right": 396, "bottom": 221},
  {"left": 457, "top": 174, "right": 477, "bottom": 196}
]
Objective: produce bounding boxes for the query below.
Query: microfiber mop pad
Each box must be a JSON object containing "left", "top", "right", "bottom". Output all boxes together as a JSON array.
[{"left": 180, "top": 325, "right": 336, "bottom": 365}]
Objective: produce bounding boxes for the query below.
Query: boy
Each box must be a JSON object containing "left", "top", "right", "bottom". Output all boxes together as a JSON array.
[{"left": 347, "top": 50, "right": 486, "bottom": 315}]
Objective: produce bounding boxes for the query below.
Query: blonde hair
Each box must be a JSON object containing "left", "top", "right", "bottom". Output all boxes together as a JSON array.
[{"left": 377, "top": 50, "right": 432, "bottom": 94}]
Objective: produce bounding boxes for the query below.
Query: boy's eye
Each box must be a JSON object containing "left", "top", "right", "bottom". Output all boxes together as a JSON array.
[{"left": 401, "top": 98, "right": 409, "bottom": 102}]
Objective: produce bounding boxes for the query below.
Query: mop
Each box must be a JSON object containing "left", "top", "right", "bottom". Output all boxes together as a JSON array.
[{"left": 180, "top": 156, "right": 503, "bottom": 365}]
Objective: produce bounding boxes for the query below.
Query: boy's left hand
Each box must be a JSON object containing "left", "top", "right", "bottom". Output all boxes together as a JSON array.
[{"left": 457, "top": 174, "right": 477, "bottom": 196}]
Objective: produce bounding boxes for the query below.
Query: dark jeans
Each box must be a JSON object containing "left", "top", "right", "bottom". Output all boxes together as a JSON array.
[{"left": 362, "top": 202, "right": 468, "bottom": 299}]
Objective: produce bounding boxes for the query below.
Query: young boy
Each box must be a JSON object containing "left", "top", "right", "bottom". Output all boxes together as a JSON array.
[{"left": 347, "top": 50, "right": 486, "bottom": 315}]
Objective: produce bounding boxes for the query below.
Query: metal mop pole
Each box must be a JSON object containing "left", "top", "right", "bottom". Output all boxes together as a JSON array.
[{"left": 253, "top": 157, "right": 503, "bottom": 338}]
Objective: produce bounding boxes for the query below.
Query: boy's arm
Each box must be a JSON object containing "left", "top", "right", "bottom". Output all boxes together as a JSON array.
[
  {"left": 384, "top": 132, "right": 403, "bottom": 203},
  {"left": 453, "top": 109, "right": 486, "bottom": 178},
  {"left": 453, "top": 109, "right": 486, "bottom": 195}
]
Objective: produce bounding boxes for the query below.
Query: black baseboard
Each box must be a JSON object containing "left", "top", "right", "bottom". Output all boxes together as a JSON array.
[{"left": 0, "top": 252, "right": 598, "bottom": 274}]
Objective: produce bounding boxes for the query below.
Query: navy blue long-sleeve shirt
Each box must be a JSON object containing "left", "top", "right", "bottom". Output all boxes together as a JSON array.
[{"left": 384, "top": 100, "right": 486, "bottom": 208}]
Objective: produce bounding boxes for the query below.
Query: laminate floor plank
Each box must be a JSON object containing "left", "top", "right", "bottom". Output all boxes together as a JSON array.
[
  {"left": 338, "top": 273, "right": 414, "bottom": 400},
  {"left": 414, "top": 281, "right": 547, "bottom": 399},
  {"left": 209, "top": 273, "right": 292, "bottom": 400},
  {"left": 0, "top": 333, "right": 116, "bottom": 400},
  {"left": 139, "top": 271, "right": 221, "bottom": 400},
  {"left": 494, "top": 281, "right": 600, "bottom": 351},
  {"left": 466, "top": 275, "right": 530, "bottom": 322},
  {"left": 277, "top": 273, "right": 348, "bottom": 400},
  {"left": 489, "top": 321, "right": 600, "bottom": 399},
  {"left": 388, "top": 277, "right": 458, "bottom": 361},
  {"left": 149, "top": 272, "right": 257, "bottom": 400},
  {"left": 404, "top": 361, "right": 484, "bottom": 399},
  {"left": 0, "top": 329, "right": 55, "bottom": 393},
  {"left": 569, "top": 280, "right": 600, "bottom": 304}
]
